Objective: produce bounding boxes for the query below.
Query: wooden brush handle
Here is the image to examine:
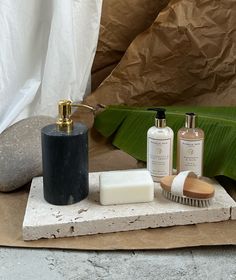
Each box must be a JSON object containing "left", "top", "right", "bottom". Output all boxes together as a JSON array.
[{"left": 160, "top": 175, "right": 214, "bottom": 199}]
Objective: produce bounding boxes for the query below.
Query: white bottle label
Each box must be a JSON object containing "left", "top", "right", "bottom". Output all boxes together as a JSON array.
[
  {"left": 148, "top": 137, "right": 171, "bottom": 177},
  {"left": 179, "top": 139, "right": 203, "bottom": 176}
]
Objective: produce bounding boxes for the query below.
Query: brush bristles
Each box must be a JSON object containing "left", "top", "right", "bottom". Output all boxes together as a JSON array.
[{"left": 162, "top": 189, "right": 212, "bottom": 207}]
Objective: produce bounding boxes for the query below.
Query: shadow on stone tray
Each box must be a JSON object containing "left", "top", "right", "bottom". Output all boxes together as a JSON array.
[{"left": 216, "top": 176, "right": 236, "bottom": 201}]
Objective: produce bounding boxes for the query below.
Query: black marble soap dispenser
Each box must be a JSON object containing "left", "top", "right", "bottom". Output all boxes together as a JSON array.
[{"left": 41, "top": 100, "right": 93, "bottom": 205}]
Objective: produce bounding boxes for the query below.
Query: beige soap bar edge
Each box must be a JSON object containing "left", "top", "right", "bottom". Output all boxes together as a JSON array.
[{"left": 99, "top": 170, "right": 154, "bottom": 206}]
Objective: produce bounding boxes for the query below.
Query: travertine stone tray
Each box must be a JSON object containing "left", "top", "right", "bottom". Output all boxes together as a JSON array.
[{"left": 23, "top": 170, "right": 236, "bottom": 241}]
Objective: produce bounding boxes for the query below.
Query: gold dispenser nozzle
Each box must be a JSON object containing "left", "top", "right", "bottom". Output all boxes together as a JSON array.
[
  {"left": 71, "top": 103, "right": 95, "bottom": 114},
  {"left": 56, "top": 100, "right": 95, "bottom": 132}
]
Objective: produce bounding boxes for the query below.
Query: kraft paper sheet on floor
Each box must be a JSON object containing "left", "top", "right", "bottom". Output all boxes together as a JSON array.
[
  {"left": 0, "top": 125, "right": 236, "bottom": 250},
  {"left": 1, "top": 187, "right": 236, "bottom": 250}
]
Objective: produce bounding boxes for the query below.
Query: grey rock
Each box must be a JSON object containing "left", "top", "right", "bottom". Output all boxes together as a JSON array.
[{"left": 0, "top": 116, "right": 55, "bottom": 192}]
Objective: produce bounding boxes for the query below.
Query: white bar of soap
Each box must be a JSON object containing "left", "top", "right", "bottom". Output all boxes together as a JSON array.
[{"left": 99, "top": 169, "right": 154, "bottom": 205}]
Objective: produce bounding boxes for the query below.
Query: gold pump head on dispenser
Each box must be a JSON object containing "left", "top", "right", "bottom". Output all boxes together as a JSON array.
[
  {"left": 56, "top": 99, "right": 95, "bottom": 132},
  {"left": 56, "top": 100, "right": 73, "bottom": 132}
]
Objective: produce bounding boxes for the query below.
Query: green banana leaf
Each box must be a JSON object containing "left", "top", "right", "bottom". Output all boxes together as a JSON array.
[{"left": 94, "top": 106, "right": 236, "bottom": 180}]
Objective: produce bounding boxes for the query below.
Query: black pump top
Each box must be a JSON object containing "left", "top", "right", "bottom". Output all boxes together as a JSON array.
[{"left": 148, "top": 108, "right": 166, "bottom": 119}]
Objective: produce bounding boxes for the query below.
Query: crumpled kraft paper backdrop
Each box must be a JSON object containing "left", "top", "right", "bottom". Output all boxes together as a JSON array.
[
  {"left": 89, "top": 0, "right": 236, "bottom": 106},
  {"left": 91, "top": 0, "right": 170, "bottom": 90},
  {"left": 0, "top": 112, "right": 235, "bottom": 250}
]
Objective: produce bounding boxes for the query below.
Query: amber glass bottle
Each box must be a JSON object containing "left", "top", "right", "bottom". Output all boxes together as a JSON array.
[{"left": 177, "top": 113, "right": 204, "bottom": 177}]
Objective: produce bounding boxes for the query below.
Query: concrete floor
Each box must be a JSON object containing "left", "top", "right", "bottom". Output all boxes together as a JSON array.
[{"left": 0, "top": 246, "right": 235, "bottom": 280}]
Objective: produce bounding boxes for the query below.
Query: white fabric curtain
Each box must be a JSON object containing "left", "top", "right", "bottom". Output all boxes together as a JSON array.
[{"left": 0, "top": 0, "right": 103, "bottom": 133}]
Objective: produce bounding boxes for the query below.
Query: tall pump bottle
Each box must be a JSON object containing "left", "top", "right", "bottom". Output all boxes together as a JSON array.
[
  {"left": 147, "top": 108, "right": 174, "bottom": 182},
  {"left": 41, "top": 100, "right": 94, "bottom": 205},
  {"left": 177, "top": 112, "right": 204, "bottom": 177}
]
